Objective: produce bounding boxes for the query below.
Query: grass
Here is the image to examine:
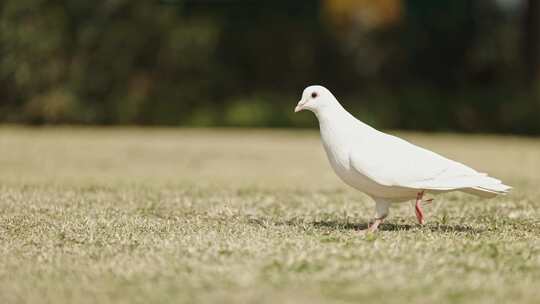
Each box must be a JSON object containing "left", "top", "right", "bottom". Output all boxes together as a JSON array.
[{"left": 0, "top": 127, "right": 539, "bottom": 304}]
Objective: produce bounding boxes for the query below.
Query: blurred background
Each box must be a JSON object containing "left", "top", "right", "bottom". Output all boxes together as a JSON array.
[{"left": 1, "top": 0, "right": 540, "bottom": 134}]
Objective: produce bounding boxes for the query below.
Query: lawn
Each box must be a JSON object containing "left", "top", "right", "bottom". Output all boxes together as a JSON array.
[{"left": 0, "top": 127, "right": 539, "bottom": 304}]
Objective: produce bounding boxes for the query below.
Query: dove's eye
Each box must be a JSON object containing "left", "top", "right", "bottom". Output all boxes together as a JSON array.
[{"left": 311, "top": 92, "right": 318, "bottom": 98}]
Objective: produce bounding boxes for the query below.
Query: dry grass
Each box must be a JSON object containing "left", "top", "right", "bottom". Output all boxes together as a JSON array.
[{"left": 0, "top": 127, "right": 539, "bottom": 304}]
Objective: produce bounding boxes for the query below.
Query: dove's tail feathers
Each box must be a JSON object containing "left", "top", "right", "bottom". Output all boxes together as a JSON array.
[
  {"left": 464, "top": 183, "right": 512, "bottom": 198},
  {"left": 411, "top": 174, "right": 511, "bottom": 198},
  {"left": 459, "top": 174, "right": 511, "bottom": 197},
  {"left": 469, "top": 177, "right": 512, "bottom": 196}
]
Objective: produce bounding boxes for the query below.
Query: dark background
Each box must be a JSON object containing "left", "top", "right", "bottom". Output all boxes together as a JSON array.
[{"left": 1, "top": 0, "right": 540, "bottom": 134}]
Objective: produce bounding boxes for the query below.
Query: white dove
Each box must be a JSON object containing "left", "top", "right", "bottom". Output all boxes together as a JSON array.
[{"left": 295, "top": 85, "right": 511, "bottom": 232}]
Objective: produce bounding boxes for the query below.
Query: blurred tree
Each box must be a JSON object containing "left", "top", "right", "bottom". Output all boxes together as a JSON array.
[
  {"left": 0, "top": 0, "right": 538, "bottom": 133},
  {"left": 524, "top": 0, "right": 540, "bottom": 88},
  {"left": 324, "top": 0, "right": 402, "bottom": 29},
  {"left": 0, "top": 0, "right": 222, "bottom": 125}
]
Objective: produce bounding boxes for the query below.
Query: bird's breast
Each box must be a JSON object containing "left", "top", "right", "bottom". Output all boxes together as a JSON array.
[{"left": 320, "top": 132, "right": 416, "bottom": 201}]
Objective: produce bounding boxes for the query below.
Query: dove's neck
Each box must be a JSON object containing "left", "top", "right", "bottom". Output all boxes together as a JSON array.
[
  {"left": 315, "top": 103, "right": 374, "bottom": 134},
  {"left": 315, "top": 102, "right": 377, "bottom": 151}
]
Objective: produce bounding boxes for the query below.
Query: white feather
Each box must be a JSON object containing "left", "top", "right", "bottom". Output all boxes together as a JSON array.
[{"left": 296, "top": 85, "right": 511, "bottom": 205}]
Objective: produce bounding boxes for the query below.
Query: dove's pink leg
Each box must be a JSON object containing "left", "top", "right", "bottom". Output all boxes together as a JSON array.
[
  {"left": 367, "top": 217, "right": 384, "bottom": 232},
  {"left": 363, "top": 200, "right": 389, "bottom": 233},
  {"left": 415, "top": 191, "right": 425, "bottom": 225}
]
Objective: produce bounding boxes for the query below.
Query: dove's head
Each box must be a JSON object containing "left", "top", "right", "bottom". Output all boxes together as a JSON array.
[{"left": 295, "top": 85, "right": 339, "bottom": 114}]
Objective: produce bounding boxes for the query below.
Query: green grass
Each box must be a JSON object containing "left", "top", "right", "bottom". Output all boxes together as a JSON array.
[{"left": 1, "top": 127, "right": 539, "bottom": 304}]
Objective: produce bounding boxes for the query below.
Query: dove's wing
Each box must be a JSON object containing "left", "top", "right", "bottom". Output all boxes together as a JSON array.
[{"left": 349, "top": 132, "right": 510, "bottom": 195}]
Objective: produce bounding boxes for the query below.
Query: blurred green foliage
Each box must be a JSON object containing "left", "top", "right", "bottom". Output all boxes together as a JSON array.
[{"left": 0, "top": 0, "right": 539, "bottom": 133}]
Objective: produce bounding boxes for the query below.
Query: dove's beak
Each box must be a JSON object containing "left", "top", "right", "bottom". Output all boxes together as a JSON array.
[{"left": 294, "top": 100, "right": 305, "bottom": 113}]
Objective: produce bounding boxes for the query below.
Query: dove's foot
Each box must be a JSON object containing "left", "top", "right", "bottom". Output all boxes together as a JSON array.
[
  {"left": 415, "top": 191, "right": 425, "bottom": 225},
  {"left": 361, "top": 217, "right": 385, "bottom": 233},
  {"left": 368, "top": 218, "right": 383, "bottom": 232}
]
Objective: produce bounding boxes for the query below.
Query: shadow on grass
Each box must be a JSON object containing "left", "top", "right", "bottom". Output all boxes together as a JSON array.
[
  {"left": 247, "top": 217, "right": 483, "bottom": 233},
  {"left": 310, "top": 221, "right": 483, "bottom": 233}
]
